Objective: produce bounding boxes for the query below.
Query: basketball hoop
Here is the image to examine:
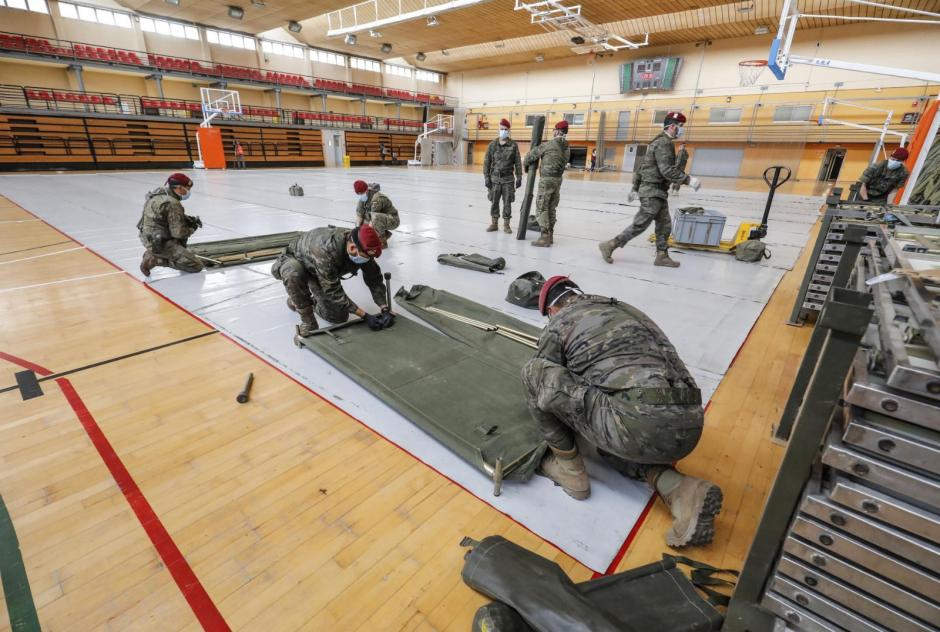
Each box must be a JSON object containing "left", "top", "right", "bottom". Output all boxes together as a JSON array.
[{"left": 738, "top": 59, "right": 768, "bottom": 87}]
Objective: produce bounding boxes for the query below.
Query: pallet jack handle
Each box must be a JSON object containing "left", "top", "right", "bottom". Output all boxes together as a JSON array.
[{"left": 754, "top": 165, "right": 792, "bottom": 239}]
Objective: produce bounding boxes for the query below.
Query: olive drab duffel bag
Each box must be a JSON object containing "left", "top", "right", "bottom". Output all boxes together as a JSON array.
[
  {"left": 733, "top": 239, "right": 771, "bottom": 263},
  {"left": 505, "top": 271, "right": 545, "bottom": 309}
]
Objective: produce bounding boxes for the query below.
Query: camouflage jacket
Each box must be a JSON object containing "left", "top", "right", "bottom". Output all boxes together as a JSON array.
[
  {"left": 860, "top": 160, "right": 909, "bottom": 199},
  {"left": 633, "top": 132, "right": 690, "bottom": 200},
  {"left": 484, "top": 138, "right": 523, "bottom": 184},
  {"left": 534, "top": 294, "right": 697, "bottom": 392},
  {"left": 287, "top": 226, "right": 387, "bottom": 314},
  {"left": 524, "top": 135, "right": 570, "bottom": 179},
  {"left": 632, "top": 145, "right": 688, "bottom": 192},
  {"left": 137, "top": 187, "right": 197, "bottom": 242},
  {"left": 356, "top": 190, "right": 398, "bottom": 223}
]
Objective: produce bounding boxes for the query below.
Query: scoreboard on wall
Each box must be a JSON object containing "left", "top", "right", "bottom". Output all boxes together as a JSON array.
[{"left": 620, "top": 57, "right": 682, "bottom": 92}]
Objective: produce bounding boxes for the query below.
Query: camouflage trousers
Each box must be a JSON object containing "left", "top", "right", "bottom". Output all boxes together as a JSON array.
[
  {"left": 614, "top": 197, "right": 671, "bottom": 252},
  {"left": 368, "top": 212, "right": 400, "bottom": 239},
  {"left": 271, "top": 253, "right": 350, "bottom": 324},
  {"left": 534, "top": 176, "right": 562, "bottom": 230},
  {"left": 522, "top": 357, "right": 703, "bottom": 477},
  {"left": 140, "top": 235, "right": 204, "bottom": 273},
  {"left": 488, "top": 182, "right": 515, "bottom": 219}
]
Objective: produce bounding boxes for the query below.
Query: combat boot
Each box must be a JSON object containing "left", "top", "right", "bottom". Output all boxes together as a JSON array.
[
  {"left": 486, "top": 217, "right": 499, "bottom": 232},
  {"left": 654, "top": 251, "right": 680, "bottom": 268},
  {"left": 598, "top": 239, "right": 619, "bottom": 264},
  {"left": 656, "top": 472, "right": 723, "bottom": 547},
  {"left": 503, "top": 219, "right": 512, "bottom": 234},
  {"left": 296, "top": 306, "right": 319, "bottom": 337},
  {"left": 140, "top": 251, "right": 158, "bottom": 277},
  {"left": 531, "top": 230, "right": 552, "bottom": 247},
  {"left": 539, "top": 446, "right": 590, "bottom": 500}
]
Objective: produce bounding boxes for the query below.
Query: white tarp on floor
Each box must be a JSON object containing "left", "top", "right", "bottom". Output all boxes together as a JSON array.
[{"left": 0, "top": 167, "right": 821, "bottom": 571}]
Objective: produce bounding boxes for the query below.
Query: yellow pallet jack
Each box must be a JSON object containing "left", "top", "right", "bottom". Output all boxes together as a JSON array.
[{"left": 653, "top": 166, "right": 791, "bottom": 254}]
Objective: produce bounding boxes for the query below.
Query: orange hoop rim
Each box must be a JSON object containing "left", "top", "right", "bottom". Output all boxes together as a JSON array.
[{"left": 739, "top": 59, "right": 769, "bottom": 66}]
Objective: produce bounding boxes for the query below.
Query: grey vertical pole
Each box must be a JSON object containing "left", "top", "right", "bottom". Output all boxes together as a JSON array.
[
  {"left": 516, "top": 115, "right": 545, "bottom": 240},
  {"left": 723, "top": 287, "right": 873, "bottom": 632},
  {"left": 775, "top": 223, "right": 867, "bottom": 441},
  {"left": 69, "top": 64, "right": 86, "bottom": 92},
  {"left": 273, "top": 86, "right": 281, "bottom": 110},
  {"left": 596, "top": 111, "right": 607, "bottom": 169}
]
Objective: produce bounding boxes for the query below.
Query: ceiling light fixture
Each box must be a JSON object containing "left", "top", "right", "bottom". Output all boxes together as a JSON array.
[
  {"left": 440, "top": 48, "right": 449, "bottom": 55},
  {"left": 494, "top": 40, "right": 505, "bottom": 48},
  {"left": 535, "top": 53, "right": 545, "bottom": 62},
  {"left": 416, "top": 52, "right": 427, "bottom": 61},
  {"left": 753, "top": 25, "right": 769, "bottom": 35},
  {"left": 164, "top": 0, "right": 180, "bottom": 6},
  {"left": 345, "top": 33, "right": 358, "bottom": 45},
  {"left": 735, "top": 1, "right": 754, "bottom": 12},
  {"left": 288, "top": 20, "right": 302, "bottom": 33},
  {"left": 381, "top": 43, "right": 392, "bottom": 53},
  {"left": 228, "top": 5, "right": 244, "bottom": 19},
  {"left": 427, "top": 15, "right": 439, "bottom": 27},
  {"left": 250, "top": 0, "right": 265, "bottom": 6},
  {"left": 369, "top": 29, "right": 382, "bottom": 37}
]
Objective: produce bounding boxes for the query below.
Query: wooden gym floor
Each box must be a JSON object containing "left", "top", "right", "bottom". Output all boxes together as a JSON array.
[{"left": 0, "top": 192, "right": 814, "bottom": 631}]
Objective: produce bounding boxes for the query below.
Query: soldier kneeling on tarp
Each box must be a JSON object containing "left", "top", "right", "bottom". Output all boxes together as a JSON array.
[
  {"left": 138, "top": 172, "right": 204, "bottom": 277},
  {"left": 272, "top": 224, "right": 394, "bottom": 337},
  {"left": 522, "top": 276, "right": 723, "bottom": 548},
  {"left": 354, "top": 180, "right": 400, "bottom": 248}
]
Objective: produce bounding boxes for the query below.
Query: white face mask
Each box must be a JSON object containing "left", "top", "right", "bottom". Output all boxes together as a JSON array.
[
  {"left": 358, "top": 193, "right": 369, "bottom": 202},
  {"left": 675, "top": 126, "right": 684, "bottom": 138},
  {"left": 499, "top": 129, "right": 509, "bottom": 139},
  {"left": 887, "top": 159, "right": 902, "bottom": 170}
]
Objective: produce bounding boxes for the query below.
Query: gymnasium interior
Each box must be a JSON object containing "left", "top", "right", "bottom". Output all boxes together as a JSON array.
[{"left": 0, "top": 0, "right": 938, "bottom": 630}]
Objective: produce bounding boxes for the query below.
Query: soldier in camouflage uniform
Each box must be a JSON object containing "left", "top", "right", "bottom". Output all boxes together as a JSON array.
[
  {"left": 271, "top": 224, "right": 394, "bottom": 337},
  {"left": 354, "top": 180, "right": 400, "bottom": 247},
  {"left": 859, "top": 147, "right": 910, "bottom": 203},
  {"left": 483, "top": 118, "right": 523, "bottom": 234},
  {"left": 522, "top": 276, "right": 723, "bottom": 547},
  {"left": 598, "top": 113, "right": 701, "bottom": 268},
  {"left": 137, "top": 172, "right": 204, "bottom": 276},
  {"left": 524, "top": 120, "right": 571, "bottom": 247}
]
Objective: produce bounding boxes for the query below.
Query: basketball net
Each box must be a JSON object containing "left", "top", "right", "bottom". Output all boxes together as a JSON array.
[{"left": 738, "top": 60, "right": 767, "bottom": 87}]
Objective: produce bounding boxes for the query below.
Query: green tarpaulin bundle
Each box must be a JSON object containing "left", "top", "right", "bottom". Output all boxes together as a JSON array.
[
  {"left": 463, "top": 536, "right": 728, "bottom": 632},
  {"left": 296, "top": 285, "right": 547, "bottom": 486},
  {"left": 437, "top": 253, "right": 507, "bottom": 274},
  {"left": 188, "top": 231, "right": 303, "bottom": 267}
]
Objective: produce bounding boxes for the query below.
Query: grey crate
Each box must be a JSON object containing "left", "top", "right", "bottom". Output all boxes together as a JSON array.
[{"left": 673, "top": 209, "right": 726, "bottom": 247}]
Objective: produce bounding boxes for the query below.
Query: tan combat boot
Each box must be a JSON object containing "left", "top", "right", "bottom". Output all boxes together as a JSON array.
[
  {"left": 503, "top": 219, "right": 512, "bottom": 234},
  {"left": 296, "top": 306, "right": 319, "bottom": 337},
  {"left": 657, "top": 472, "right": 723, "bottom": 547},
  {"left": 140, "top": 251, "right": 158, "bottom": 276},
  {"left": 539, "top": 446, "right": 590, "bottom": 500},
  {"left": 485, "top": 217, "right": 499, "bottom": 232},
  {"left": 654, "top": 251, "right": 680, "bottom": 268},
  {"left": 598, "top": 239, "right": 618, "bottom": 264},
  {"left": 531, "top": 229, "right": 552, "bottom": 247}
]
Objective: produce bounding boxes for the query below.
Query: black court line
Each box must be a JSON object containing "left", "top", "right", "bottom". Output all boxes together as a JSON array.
[
  {"left": 0, "top": 241, "right": 72, "bottom": 257},
  {"left": 0, "top": 331, "right": 218, "bottom": 395}
]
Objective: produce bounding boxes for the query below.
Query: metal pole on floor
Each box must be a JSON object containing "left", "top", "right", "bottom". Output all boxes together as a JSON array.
[{"left": 516, "top": 115, "right": 545, "bottom": 240}]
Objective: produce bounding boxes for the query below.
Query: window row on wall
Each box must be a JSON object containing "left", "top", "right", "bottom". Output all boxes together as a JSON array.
[
  {"left": 1, "top": 0, "right": 443, "bottom": 82},
  {"left": 521, "top": 105, "right": 816, "bottom": 129}
]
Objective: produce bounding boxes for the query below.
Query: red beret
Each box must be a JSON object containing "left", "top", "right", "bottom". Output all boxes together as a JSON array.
[
  {"left": 554, "top": 120, "right": 569, "bottom": 132},
  {"left": 891, "top": 147, "right": 909, "bottom": 161},
  {"left": 500, "top": 118, "right": 511, "bottom": 129},
  {"left": 353, "top": 180, "right": 369, "bottom": 194},
  {"left": 354, "top": 224, "right": 383, "bottom": 258},
  {"left": 539, "top": 275, "right": 576, "bottom": 315},
  {"left": 167, "top": 172, "right": 193, "bottom": 187},
  {"left": 664, "top": 112, "right": 687, "bottom": 124}
]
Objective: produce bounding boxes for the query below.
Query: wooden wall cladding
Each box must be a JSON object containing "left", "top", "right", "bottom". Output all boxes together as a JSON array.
[{"left": 345, "top": 130, "right": 418, "bottom": 164}]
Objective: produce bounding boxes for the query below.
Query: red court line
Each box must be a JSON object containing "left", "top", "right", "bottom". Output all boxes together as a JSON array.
[
  {"left": 0, "top": 351, "right": 230, "bottom": 631},
  {"left": 593, "top": 494, "right": 658, "bottom": 578},
  {"left": 9, "top": 198, "right": 653, "bottom": 574}
]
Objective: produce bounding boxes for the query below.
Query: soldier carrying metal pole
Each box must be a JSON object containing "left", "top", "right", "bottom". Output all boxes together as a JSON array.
[
  {"left": 523, "top": 275, "right": 724, "bottom": 548},
  {"left": 524, "top": 119, "right": 571, "bottom": 247}
]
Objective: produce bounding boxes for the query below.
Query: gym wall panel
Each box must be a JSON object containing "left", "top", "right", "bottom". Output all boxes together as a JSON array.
[{"left": 689, "top": 147, "right": 745, "bottom": 178}]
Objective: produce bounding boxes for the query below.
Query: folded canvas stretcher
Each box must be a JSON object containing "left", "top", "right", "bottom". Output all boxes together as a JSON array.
[
  {"left": 295, "top": 285, "right": 548, "bottom": 490},
  {"left": 188, "top": 231, "right": 303, "bottom": 267}
]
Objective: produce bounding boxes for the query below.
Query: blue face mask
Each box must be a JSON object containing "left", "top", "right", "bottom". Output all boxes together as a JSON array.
[
  {"left": 180, "top": 190, "right": 191, "bottom": 200},
  {"left": 349, "top": 254, "right": 369, "bottom": 265},
  {"left": 887, "top": 159, "right": 902, "bottom": 170},
  {"left": 358, "top": 193, "right": 369, "bottom": 202},
  {"left": 499, "top": 129, "right": 509, "bottom": 139}
]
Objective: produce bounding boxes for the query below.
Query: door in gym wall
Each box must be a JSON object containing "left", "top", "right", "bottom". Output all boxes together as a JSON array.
[{"left": 818, "top": 148, "right": 846, "bottom": 181}]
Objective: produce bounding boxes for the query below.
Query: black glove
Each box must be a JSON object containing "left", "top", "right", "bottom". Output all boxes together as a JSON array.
[
  {"left": 365, "top": 311, "right": 395, "bottom": 331},
  {"left": 485, "top": 178, "right": 492, "bottom": 189},
  {"left": 515, "top": 178, "right": 522, "bottom": 189},
  {"left": 186, "top": 215, "right": 202, "bottom": 229}
]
